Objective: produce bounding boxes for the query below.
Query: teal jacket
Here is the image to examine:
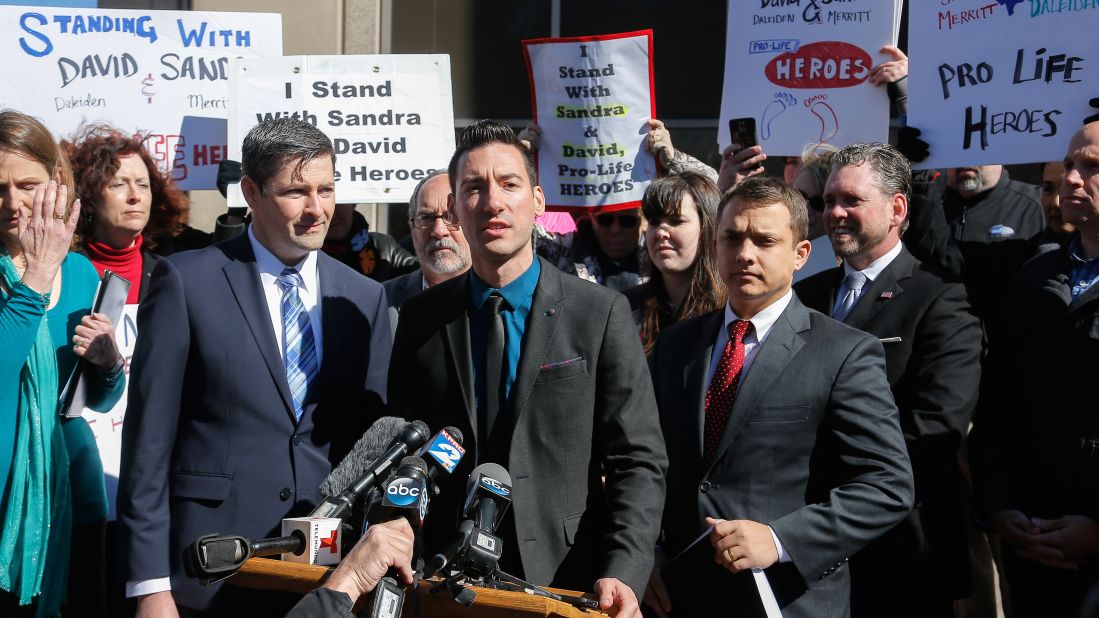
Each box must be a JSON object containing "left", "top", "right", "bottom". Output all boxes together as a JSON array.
[{"left": 0, "top": 253, "right": 124, "bottom": 519}]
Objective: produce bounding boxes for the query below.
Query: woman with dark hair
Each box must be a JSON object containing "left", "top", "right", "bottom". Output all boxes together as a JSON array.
[
  {"left": 626, "top": 172, "right": 725, "bottom": 354},
  {"left": 0, "top": 110, "right": 124, "bottom": 616},
  {"left": 62, "top": 125, "right": 190, "bottom": 303}
]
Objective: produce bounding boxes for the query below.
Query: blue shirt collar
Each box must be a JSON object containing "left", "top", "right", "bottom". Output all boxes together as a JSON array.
[
  {"left": 1068, "top": 235, "right": 1098, "bottom": 266},
  {"left": 469, "top": 257, "right": 541, "bottom": 312}
]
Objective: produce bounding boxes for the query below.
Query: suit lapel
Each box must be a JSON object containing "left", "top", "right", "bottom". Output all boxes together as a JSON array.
[
  {"left": 220, "top": 234, "right": 294, "bottom": 417},
  {"left": 440, "top": 275, "right": 476, "bottom": 432},
  {"left": 315, "top": 254, "right": 346, "bottom": 417},
  {"left": 844, "top": 248, "right": 912, "bottom": 330},
  {"left": 685, "top": 311, "right": 724, "bottom": 462},
  {"left": 510, "top": 259, "right": 565, "bottom": 426},
  {"left": 708, "top": 297, "right": 808, "bottom": 470}
]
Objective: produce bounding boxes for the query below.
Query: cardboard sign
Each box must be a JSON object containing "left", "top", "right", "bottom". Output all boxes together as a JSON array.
[
  {"left": 907, "top": 0, "right": 1095, "bottom": 169},
  {"left": 523, "top": 31, "right": 656, "bottom": 211},
  {"left": 81, "top": 303, "right": 138, "bottom": 521},
  {"left": 227, "top": 54, "right": 455, "bottom": 205},
  {"left": 0, "top": 6, "right": 282, "bottom": 190},
  {"left": 718, "top": 0, "right": 901, "bottom": 156}
]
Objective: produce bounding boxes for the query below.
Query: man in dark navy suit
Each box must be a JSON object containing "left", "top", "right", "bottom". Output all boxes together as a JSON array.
[{"left": 118, "top": 118, "right": 390, "bottom": 616}]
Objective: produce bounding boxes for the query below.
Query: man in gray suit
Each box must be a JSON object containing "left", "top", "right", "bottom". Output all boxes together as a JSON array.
[
  {"left": 648, "top": 176, "right": 914, "bottom": 618},
  {"left": 389, "top": 120, "right": 667, "bottom": 618},
  {"left": 383, "top": 171, "right": 470, "bottom": 321}
]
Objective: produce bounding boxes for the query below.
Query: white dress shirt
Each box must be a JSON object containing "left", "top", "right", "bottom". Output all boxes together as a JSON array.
[
  {"left": 126, "top": 228, "right": 324, "bottom": 599},
  {"left": 704, "top": 288, "right": 795, "bottom": 564}
]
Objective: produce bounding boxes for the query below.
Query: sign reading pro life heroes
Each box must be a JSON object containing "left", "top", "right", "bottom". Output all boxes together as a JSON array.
[
  {"left": 719, "top": 0, "right": 901, "bottom": 156},
  {"left": 0, "top": 6, "right": 282, "bottom": 190},
  {"left": 907, "top": 0, "right": 1095, "bottom": 170},
  {"left": 523, "top": 31, "right": 656, "bottom": 212},
  {"left": 227, "top": 54, "right": 454, "bottom": 205}
]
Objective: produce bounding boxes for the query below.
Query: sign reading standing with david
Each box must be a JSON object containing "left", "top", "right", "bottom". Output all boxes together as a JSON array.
[
  {"left": 719, "top": 0, "right": 902, "bottom": 155},
  {"left": 907, "top": 0, "right": 1095, "bottom": 169},
  {"left": 0, "top": 6, "right": 282, "bottom": 190},
  {"left": 523, "top": 31, "right": 656, "bottom": 211},
  {"left": 227, "top": 55, "right": 455, "bottom": 204}
]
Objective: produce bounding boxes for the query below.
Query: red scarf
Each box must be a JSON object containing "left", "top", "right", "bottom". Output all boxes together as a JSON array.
[{"left": 84, "top": 234, "right": 143, "bottom": 303}]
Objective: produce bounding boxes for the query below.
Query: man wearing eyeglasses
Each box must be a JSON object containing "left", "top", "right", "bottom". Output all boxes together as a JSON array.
[{"left": 384, "top": 171, "right": 471, "bottom": 322}]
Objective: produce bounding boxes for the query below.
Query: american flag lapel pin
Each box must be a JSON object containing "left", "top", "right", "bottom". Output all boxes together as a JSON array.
[{"left": 879, "top": 291, "right": 894, "bottom": 300}]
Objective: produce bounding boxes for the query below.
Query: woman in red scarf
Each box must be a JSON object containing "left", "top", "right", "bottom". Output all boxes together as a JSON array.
[{"left": 62, "top": 126, "right": 189, "bottom": 303}]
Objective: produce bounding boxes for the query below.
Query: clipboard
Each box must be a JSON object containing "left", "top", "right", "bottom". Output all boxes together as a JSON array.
[{"left": 58, "top": 270, "right": 131, "bottom": 418}]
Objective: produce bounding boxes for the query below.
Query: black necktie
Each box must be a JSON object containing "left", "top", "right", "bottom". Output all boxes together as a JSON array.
[{"left": 482, "top": 293, "right": 506, "bottom": 460}]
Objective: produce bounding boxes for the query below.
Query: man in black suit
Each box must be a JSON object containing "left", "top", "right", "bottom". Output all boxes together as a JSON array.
[
  {"left": 389, "top": 120, "right": 667, "bottom": 618},
  {"left": 649, "top": 176, "right": 913, "bottom": 618},
  {"left": 118, "top": 118, "right": 390, "bottom": 615},
  {"left": 383, "top": 171, "right": 470, "bottom": 331},
  {"left": 970, "top": 122, "right": 1099, "bottom": 617},
  {"left": 794, "top": 143, "right": 983, "bottom": 617}
]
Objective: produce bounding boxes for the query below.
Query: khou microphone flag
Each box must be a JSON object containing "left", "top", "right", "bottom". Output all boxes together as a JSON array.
[
  {"left": 227, "top": 54, "right": 454, "bottom": 205},
  {"left": 523, "top": 30, "right": 657, "bottom": 212},
  {"left": 907, "top": 0, "right": 1096, "bottom": 169},
  {"left": 0, "top": 5, "right": 282, "bottom": 190},
  {"left": 718, "top": 0, "right": 901, "bottom": 156}
]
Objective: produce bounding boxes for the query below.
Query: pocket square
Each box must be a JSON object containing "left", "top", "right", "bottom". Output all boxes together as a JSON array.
[
  {"left": 879, "top": 337, "right": 902, "bottom": 343},
  {"left": 540, "top": 356, "right": 584, "bottom": 370}
]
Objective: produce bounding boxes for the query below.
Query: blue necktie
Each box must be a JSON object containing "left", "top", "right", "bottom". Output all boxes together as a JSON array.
[{"left": 277, "top": 268, "right": 318, "bottom": 422}]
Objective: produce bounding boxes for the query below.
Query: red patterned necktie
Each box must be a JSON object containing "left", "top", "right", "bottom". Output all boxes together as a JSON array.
[{"left": 703, "top": 319, "right": 751, "bottom": 461}]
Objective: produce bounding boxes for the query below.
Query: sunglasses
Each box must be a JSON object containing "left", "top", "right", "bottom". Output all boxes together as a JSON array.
[
  {"left": 593, "top": 213, "right": 641, "bottom": 228},
  {"left": 799, "top": 190, "right": 825, "bottom": 212}
]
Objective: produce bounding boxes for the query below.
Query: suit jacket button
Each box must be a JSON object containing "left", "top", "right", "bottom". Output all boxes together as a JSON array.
[
  {"left": 292, "top": 436, "right": 302, "bottom": 447},
  {"left": 699, "top": 481, "right": 711, "bottom": 493},
  {"left": 279, "top": 488, "right": 293, "bottom": 501}
]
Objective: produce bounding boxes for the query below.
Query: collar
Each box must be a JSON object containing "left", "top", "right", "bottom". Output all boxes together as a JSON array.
[
  {"left": 844, "top": 241, "right": 903, "bottom": 282},
  {"left": 469, "top": 257, "right": 541, "bottom": 312},
  {"left": 248, "top": 225, "right": 319, "bottom": 293},
  {"left": 1068, "top": 234, "right": 1099, "bottom": 265},
  {"left": 724, "top": 288, "right": 793, "bottom": 344}
]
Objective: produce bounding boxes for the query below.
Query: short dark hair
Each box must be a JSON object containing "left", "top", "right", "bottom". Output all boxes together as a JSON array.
[
  {"left": 242, "top": 118, "right": 335, "bottom": 194},
  {"left": 719, "top": 176, "right": 809, "bottom": 243},
  {"left": 448, "top": 120, "right": 537, "bottom": 193},
  {"left": 407, "top": 169, "right": 448, "bottom": 219}
]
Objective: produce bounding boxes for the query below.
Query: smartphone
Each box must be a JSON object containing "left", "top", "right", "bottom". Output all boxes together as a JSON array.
[{"left": 728, "top": 117, "right": 763, "bottom": 172}]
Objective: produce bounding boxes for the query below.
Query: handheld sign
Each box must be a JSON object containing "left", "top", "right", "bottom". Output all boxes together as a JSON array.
[
  {"left": 0, "top": 6, "right": 282, "bottom": 190},
  {"left": 907, "top": 0, "right": 1095, "bottom": 169},
  {"left": 227, "top": 54, "right": 454, "bottom": 205},
  {"left": 523, "top": 30, "right": 657, "bottom": 212},
  {"left": 718, "top": 0, "right": 901, "bottom": 155}
]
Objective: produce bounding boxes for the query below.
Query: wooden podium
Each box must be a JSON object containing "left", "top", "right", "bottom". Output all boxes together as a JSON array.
[{"left": 232, "top": 557, "right": 608, "bottom": 617}]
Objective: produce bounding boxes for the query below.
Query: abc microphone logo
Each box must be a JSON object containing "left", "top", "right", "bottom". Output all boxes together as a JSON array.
[
  {"left": 480, "top": 476, "right": 511, "bottom": 497},
  {"left": 385, "top": 478, "right": 423, "bottom": 506}
]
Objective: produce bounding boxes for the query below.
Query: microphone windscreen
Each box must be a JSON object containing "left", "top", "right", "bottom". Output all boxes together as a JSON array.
[
  {"left": 398, "top": 455, "right": 430, "bottom": 476},
  {"left": 443, "top": 426, "right": 464, "bottom": 445},
  {"left": 466, "top": 462, "right": 511, "bottom": 493},
  {"left": 320, "top": 416, "right": 407, "bottom": 497}
]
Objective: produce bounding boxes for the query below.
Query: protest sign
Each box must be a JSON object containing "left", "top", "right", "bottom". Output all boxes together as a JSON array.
[
  {"left": 523, "top": 30, "right": 656, "bottom": 211},
  {"left": 82, "top": 304, "right": 138, "bottom": 521},
  {"left": 0, "top": 6, "right": 282, "bottom": 190},
  {"left": 227, "top": 54, "right": 454, "bottom": 205},
  {"left": 718, "top": 0, "right": 901, "bottom": 156},
  {"left": 908, "top": 0, "right": 1095, "bottom": 169}
]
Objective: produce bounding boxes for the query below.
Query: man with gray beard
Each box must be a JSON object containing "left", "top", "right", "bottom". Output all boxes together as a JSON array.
[{"left": 384, "top": 171, "right": 471, "bottom": 328}]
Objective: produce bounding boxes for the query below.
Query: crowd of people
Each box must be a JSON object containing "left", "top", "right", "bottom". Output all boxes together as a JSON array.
[{"left": 0, "top": 39, "right": 1096, "bottom": 618}]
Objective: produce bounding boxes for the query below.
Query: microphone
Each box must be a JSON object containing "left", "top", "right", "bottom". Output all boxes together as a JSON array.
[
  {"left": 310, "top": 419, "right": 431, "bottom": 521},
  {"left": 460, "top": 463, "right": 512, "bottom": 578},
  {"left": 416, "top": 426, "right": 466, "bottom": 492},
  {"left": 319, "top": 416, "right": 409, "bottom": 497}
]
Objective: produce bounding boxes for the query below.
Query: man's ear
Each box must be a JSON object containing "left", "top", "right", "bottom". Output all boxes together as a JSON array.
[
  {"left": 240, "top": 176, "right": 260, "bottom": 209},
  {"left": 891, "top": 193, "right": 908, "bottom": 227},
  {"left": 532, "top": 185, "right": 546, "bottom": 218},
  {"left": 793, "top": 239, "right": 812, "bottom": 271}
]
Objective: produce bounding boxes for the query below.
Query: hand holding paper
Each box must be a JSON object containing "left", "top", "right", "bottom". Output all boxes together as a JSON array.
[{"left": 706, "top": 516, "right": 779, "bottom": 573}]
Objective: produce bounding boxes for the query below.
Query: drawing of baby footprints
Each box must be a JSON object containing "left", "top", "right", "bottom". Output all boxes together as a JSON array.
[
  {"left": 810, "top": 101, "right": 838, "bottom": 142},
  {"left": 760, "top": 93, "right": 797, "bottom": 140}
]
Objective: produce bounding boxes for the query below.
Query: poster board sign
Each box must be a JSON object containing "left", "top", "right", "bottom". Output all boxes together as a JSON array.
[
  {"left": 907, "top": 0, "right": 1095, "bottom": 169},
  {"left": 0, "top": 6, "right": 282, "bottom": 190},
  {"left": 227, "top": 54, "right": 454, "bottom": 205},
  {"left": 82, "top": 303, "right": 138, "bottom": 521},
  {"left": 523, "top": 30, "right": 656, "bottom": 212},
  {"left": 718, "top": 0, "right": 900, "bottom": 156}
]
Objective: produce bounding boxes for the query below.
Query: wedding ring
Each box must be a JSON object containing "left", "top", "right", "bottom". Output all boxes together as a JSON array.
[
  {"left": 76, "top": 337, "right": 88, "bottom": 347},
  {"left": 54, "top": 213, "right": 66, "bottom": 219}
]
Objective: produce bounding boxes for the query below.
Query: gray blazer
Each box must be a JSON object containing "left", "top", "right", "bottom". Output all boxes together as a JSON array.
[
  {"left": 388, "top": 257, "right": 668, "bottom": 596},
  {"left": 382, "top": 269, "right": 424, "bottom": 337},
  {"left": 652, "top": 295, "right": 914, "bottom": 618}
]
